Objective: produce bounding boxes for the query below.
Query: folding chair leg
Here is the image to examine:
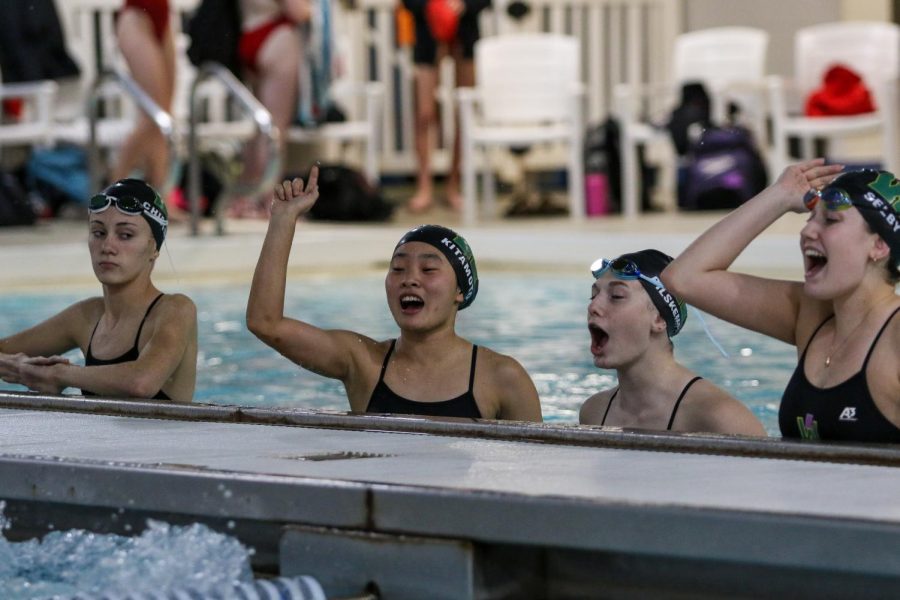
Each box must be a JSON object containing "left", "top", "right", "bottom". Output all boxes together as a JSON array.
[{"left": 483, "top": 162, "right": 496, "bottom": 219}]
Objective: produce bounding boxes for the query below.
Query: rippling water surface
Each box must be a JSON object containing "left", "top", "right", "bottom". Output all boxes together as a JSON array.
[
  {"left": 0, "top": 273, "right": 794, "bottom": 434},
  {"left": 0, "top": 503, "right": 252, "bottom": 599}
]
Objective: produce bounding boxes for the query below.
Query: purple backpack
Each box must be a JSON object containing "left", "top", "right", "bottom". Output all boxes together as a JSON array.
[{"left": 679, "top": 125, "right": 768, "bottom": 210}]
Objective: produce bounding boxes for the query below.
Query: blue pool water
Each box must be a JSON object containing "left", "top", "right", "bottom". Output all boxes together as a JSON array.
[{"left": 0, "top": 273, "right": 795, "bottom": 434}]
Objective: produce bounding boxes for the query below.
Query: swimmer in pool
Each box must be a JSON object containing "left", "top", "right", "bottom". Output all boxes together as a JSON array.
[
  {"left": 580, "top": 249, "right": 765, "bottom": 436},
  {"left": 0, "top": 179, "right": 197, "bottom": 402},
  {"left": 663, "top": 161, "right": 900, "bottom": 442},
  {"left": 247, "top": 166, "right": 543, "bottom": 421}
]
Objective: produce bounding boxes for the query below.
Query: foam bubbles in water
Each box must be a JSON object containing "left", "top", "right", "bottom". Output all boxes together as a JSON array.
[{"left": 0, "top": 511, "right": 254, "bottom": 599}]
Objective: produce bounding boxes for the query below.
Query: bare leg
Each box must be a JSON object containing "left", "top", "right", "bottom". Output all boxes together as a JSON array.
[
  {"left": 232, "top": 25, "right": 301, "bottom": 218},
  {"left": 446, "top": 52, "right": 474, "bottom": 211},
  {"left": 113, "top": 9, "right": 175, "bottom": 191},
  {"left": 408, "top": 65, "right": 439, "bottom": 213}
]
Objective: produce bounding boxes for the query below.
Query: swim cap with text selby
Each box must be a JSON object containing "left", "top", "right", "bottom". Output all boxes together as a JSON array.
[
  {"left": 394, "top": 224, "right": 479, "bottom": 309},
  {"left": 818, "top": 169, "right": 900, "bottom": 265}
]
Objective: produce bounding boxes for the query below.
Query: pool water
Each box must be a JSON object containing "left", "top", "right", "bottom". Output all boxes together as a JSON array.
[{"left": 0, "top": 273, "right": 795, "bottom": 434}]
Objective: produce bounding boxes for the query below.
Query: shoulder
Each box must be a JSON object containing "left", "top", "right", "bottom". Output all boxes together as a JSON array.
[
  {"left": 335, "top": 331, "right": 390, "bottom": 367},
  {"left": 475, "top": 346, "right": 531, "bottom": 386},
  {"left": 579, "top": 389, "right": 615, "bottom": 425},
  {"left": 675, "top": 378, "right": 766, "bottom": 436},
  {"left": 151, "top": 294, "right": 198, "bottom": 326},
  {"left": 62, "top": 297, "right": 104, "bottom": 330},
  {"left": 474, "top": 345, "right": 542, "bottom": 421}
]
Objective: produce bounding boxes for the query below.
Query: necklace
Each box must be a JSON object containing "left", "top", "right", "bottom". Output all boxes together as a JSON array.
[{"left": 824, "top": 303, "right": 880, "bottom": 367}]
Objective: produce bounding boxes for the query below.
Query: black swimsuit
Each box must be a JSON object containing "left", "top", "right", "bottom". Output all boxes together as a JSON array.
[
  {"left": 779, "top": 307, "right": 900, "bottom": 442},
  {"left": 366, "top": 339, "right": 482, "bottom": 418},
  {"left": 82, "top": 294, "right": 171, "bottom": 400},
  {"left": 599, "top": 376, "right": 702, "bottom": 430}
]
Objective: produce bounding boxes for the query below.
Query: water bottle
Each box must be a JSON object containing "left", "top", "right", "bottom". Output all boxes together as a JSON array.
[{"left": 584, "top": 152, "right": 610, "bottom": 217}]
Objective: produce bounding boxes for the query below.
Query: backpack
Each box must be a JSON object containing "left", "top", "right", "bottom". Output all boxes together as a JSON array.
[
  {"left": 679, "top": 125, "right": 768, "bottom": 210},
  {"left": 26, "top": 145, "right": 90, "bottom": 212},
  {"left": 186, "top": 0, "right": 242, "bottom": 76},
  {"left": 0, "top": 169, "right": 37, "bottom": 226},
  {"left": 307, "top": 164, "right": 394, "bottom": 222},
  {"left": 667, "top": 82, "right": 712, "bottom": 157}
]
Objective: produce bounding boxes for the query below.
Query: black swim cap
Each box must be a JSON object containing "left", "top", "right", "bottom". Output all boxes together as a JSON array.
[
  {"left": 394, "top": 224, "right": 479, "bottom": 309},
  {"left": 821, "top": 169, "right": 900, "bottom": 267},
  {"left": 98, "top": 179, "right": 168, "bottom": 250},
  {"left": 615, "top": 249, "right": 687, "bottom": 337}
]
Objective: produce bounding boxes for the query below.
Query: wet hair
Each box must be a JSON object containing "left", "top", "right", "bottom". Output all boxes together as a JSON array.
[{"left": 394, "top": 225, "right": 479, "bottom": 309}]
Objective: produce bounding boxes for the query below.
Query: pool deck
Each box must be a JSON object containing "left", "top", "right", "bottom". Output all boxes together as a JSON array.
[{"left": 0, "top": 209, "right": 809, "bottom": 290}]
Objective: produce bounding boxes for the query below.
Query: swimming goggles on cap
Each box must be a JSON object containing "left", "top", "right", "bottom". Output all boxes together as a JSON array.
[
  {"left": 89, "top": 193, "right": 167, "bottom": 228},
  {"left": 803, "top": 187, "right": 874, "bottom": 213},
  {"left": 89, "top": 193, "right": 146, "bottom": 216},
  {"left": 591, "top": 257, "right": 664, "bottom": 288}
]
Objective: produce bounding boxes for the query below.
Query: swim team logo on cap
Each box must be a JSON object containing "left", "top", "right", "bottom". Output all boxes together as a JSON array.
[{"left": 395, "top": 224, "right": 479, "bottom": 309}]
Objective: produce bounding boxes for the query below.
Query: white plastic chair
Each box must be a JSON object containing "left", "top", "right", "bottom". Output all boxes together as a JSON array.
[
  {"left": 457, "top": 33, "right": 584, "bottom": 225},
  {"left": 0, "top": 80, "right": 58, "bottom": 150},
  {"left": 615, "top": 27, "right": 769, "bottom": 217},
  {"left": 767, "top": 21, "right": 900, "bottom": 174}
]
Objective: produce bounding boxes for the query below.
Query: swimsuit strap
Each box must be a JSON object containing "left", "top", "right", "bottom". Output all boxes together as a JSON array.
[
  {"left": 378, "top": 339, "right": 397, "bottom": 384},
  {"left": 599, "top": 388, "right": 618, "bottom": 427},
  {"left": 87, "top": 293, "right": 164, "bottom": 356},
  {"left": 133, "top": 294, "right": 165, "bottom": 348},
  {"left": 861, "top": 306, "right": 900, "bottom": 369},
  {"left": 800, "top": 314, "right": 835, "bottom": 359},
  {"left": 467, "top": 345, "right": 478, "bottom": 394},
  {"left": 667, "top": 376, "right": 703, "bottom": 431}
]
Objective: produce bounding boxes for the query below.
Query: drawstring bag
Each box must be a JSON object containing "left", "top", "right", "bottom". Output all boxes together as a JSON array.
[{"left": 805, "top": 64, "right": 876, "bottom": 116}]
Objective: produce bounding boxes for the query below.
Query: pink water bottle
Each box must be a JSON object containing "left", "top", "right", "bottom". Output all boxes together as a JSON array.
[{"left": 585, "top": 172, "right": 610, "bottom": 216}]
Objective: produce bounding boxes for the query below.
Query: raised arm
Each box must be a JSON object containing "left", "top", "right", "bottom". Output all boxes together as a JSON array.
[
  {"left": 662, "top": 159, "right": 843, "bottom": 344},
  {"left": 17, "top": 294, "right": 197, "bottom": 402},
  {"left": 246, "top": 168, "right": 368, "bottom": 382}
]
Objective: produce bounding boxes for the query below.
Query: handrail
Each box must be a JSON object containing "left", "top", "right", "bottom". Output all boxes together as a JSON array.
[
  {"left": 187, "top": 62, "right": 281, "bottom": 236},
  {"left": 87, "top": 66, "right": 180, "bottom": 199}
]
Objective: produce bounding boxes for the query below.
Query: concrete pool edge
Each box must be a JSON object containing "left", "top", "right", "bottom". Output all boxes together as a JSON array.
[
  {"left": 2, "top": 391, "right": 899, "bottom": 467},
  {"left": 3, "top": 392, "right": 900, "bottom": 597}
]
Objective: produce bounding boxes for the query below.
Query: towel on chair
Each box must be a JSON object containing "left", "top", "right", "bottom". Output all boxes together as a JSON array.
[{"left": 805, "top": 64, "right": 876, "bottom": 116}]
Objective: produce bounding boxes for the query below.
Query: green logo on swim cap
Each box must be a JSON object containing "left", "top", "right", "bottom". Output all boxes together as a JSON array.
[
  {"left": 440, "top": 235, "right": 479, "bottom": 309},
  {"left": 868, "top": 172, "right": 900, "bottom": 213}
]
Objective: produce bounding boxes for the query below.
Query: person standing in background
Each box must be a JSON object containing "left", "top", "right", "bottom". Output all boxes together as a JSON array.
[
  {"left": 228, "top": 0, "right": 311, "bottom": 218},
  {"left": 402, "top": 0, "right": 490, "bottom": 213},
  {"left": 113, "top": 1, "right": 176, "bottom": 198}
]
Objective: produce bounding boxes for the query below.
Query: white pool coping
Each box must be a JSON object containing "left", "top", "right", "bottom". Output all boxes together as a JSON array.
[{"left": 0, "top": 212, "right": 808, "bottom": 290}]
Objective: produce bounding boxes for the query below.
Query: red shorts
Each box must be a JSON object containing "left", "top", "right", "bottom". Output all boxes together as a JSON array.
[
  {"left": 122, "top": 0, "right": 170, "bottom": 42},
  {"left": 238, "top": 16, "right": 293, "bottom": 73}
]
